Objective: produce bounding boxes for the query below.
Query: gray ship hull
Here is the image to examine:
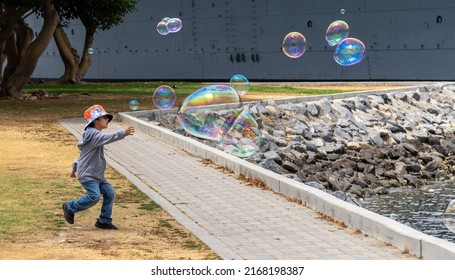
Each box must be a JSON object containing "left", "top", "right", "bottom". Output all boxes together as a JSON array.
[{"left": 28, "top": 0, "right": 455, "bottom": 81}]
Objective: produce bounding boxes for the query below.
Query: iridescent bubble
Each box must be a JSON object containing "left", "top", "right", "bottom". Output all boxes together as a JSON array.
[
  {"left": 333, "top": 37, "right": 366, "bottom": 66},
  {"left": 152, "top": 85, "right": 176, "bottom": 109},
  {"left": 340, "top": 9, "right": 346, "bottom": 15},
  {"left": 445, "top": 218, "right": 455, "bottom": 233},
  {"left": 128, "top": 99, "right": 140, "bottom": 111},
  {"left": 444, "top": 199, "right": 455, "bottom": 215},
  {"left": 281, "top": 32, "right": 307, "bottom": 58},
  {"left": 87, "top": 48, "right": 95, "bottom": 55},
  {"left": 325, "top": 20, "right": 349, "bottom": 46},
  {"left": 444, "top": 199, "right": 455, "bottom": 233},
  {"left": 167, "top": 18, "right": 182, "bottom": 33},
  {"left": 221, "top": 110, "right": 262, "bottom": 158},
  {"left": 177, "top": 85, "right": 242, "bottom": 141},
  {"left": 229, "top": 74, "right": 250, "bottom": 96},
  {"left": 157, "top": 21, "right": 169, "bottom": 35}
]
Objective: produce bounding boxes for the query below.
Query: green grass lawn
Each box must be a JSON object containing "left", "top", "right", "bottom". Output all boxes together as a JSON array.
[{"left": 23, "top": 81, "right": 356, "bottom": 96}]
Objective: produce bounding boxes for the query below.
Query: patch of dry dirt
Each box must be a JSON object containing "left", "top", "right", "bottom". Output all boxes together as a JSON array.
[
  {"left": 0, "top": 121, "right": 220, "bottom": 260},
  {"left": 0, "top": 206, "right": 219, "bottom": 260}
]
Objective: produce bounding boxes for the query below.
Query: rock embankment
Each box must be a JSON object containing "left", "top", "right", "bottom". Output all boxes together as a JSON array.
[{"left": 150, "top": 84, "right": 455, "bottom": 205}]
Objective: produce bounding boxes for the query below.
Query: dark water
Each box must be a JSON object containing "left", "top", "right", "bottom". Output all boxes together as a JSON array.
[{"left": 360, "top": 181, "right": 455, "bottom": 243}]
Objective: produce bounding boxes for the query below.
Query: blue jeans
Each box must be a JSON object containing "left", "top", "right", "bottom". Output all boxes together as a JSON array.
[{"left": 66, "top": 179, "right": 116, "bottom": 224}]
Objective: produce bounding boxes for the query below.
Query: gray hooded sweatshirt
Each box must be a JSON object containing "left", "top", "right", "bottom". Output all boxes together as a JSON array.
[{"left": 72, "top": 127, "right": 126, "bottom": 183}]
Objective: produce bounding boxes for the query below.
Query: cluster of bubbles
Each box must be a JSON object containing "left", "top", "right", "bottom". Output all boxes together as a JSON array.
[
  {"left": 176, "top": 74, "right": 261, "bottom": 158},
  {"left": 280, "top": 9, "right": 365, "bottom": 66},
  {"left": 325, "top": 17, "right": 366, "bottom": 66},
  {"left": 149, "top": 9, "right": 367, "bottom": 155},
  {"left": 157, "top": 17, "right": 182, "bottom": 35}
]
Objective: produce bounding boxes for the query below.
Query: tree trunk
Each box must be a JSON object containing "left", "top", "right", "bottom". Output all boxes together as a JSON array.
[
  {"left": 76, "top": 29, "right": 95, "bottom": 82},
  {"left": 2, "top": 0, "right": 59, "bottom": 97},
  {"left": 0, "top": 7, "right": 29, "bottom": 96},
  {"left": 2, "top": 19, "right": 33, "bottom": 89},
  {"left": 53, "top": 25, "right": 94, "bottom": 84},
  {"left": 1, "top": 32, "right": 19, "bottom": 91},
  {"left": 53, "top": 24, "right": 79, "bottom": 84}
]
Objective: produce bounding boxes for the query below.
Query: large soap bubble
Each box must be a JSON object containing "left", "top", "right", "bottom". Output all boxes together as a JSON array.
[
  {"left": 325, "top": 20, "right": 349, "bottom": 46},
  {"left": 221, "top": 110, "right": 262, "bottom": 158},
  {"left": 229, "top": 74, "right": 250, "bottom": 96},
  {"left": 153, "top": 85, "right": 176, "bottom": 109},
  {"left": 177, "top": 85, "right": 242, "bottom": 141},
  {"left": 281, "top": 32, "right": 307, "bottom": 58},
  {"left": 333, "top": 37, "right": 366, "bottom": 66}
]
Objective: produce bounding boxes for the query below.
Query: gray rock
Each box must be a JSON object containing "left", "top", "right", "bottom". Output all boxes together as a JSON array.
[
  {"left": 306, "top": 103, "right": 319, "bottom": 116},
  {"left": 319, "top": 97, "right": 332, "bottom": 114},
  {"left": 283, "top": 161, "right": 299, "bottom": 173},
  {"left": 264, "top": 150, "right": 281, "bottom": 163}
]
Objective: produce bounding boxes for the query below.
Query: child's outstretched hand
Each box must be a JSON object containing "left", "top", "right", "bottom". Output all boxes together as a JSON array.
[
  {"left": 70, "top": 171, "right": 76, "bottom": 178},
  {"left": 125, "top": 126, "right": 135, "bottom": 136}
]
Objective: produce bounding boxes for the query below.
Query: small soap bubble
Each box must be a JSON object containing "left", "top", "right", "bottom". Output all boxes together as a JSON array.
[
  {"left": 325, "top": 20, "right": 349, "bottom": 46},
  {"left": 152, "top": 85, "right": 176, "bottom": 109},
  {"left": 281, "top": 32, "right": 307, "bottom": 58},
  {"left": 87, "top": 47, "right": 95, "bottom": 55},
  {"left": 333, "top": 37, "right": 366, "bottom": 66},
  {"left": 340, "top": 9, "right": 346, "bottom": 15},
  {"left": 157, "top": 21, "right": 169, "bottom": 35},
  {"left": 128, "top": 99, "right": 140, "bottom": 111},
  {"left": 229, "top": 74, "right": 250, "bottom": 96},
  {"left": 167, "top": 18, "right": 182, "bottom": 33}
]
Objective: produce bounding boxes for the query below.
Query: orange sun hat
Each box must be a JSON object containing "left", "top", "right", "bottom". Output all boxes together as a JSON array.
[{"left": 83, "top": 105, "right": 113, "bottom": 130}]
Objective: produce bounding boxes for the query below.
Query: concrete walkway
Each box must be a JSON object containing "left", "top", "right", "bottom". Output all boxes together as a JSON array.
[{"left": 60, "top": 117, "right": 417, "bottom": 260}]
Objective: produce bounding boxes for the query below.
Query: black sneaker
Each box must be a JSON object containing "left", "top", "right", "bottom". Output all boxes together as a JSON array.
[
  {"left": 62, "top": 202, "right": 74, "bottom": 224},
  {"left": 95, "top": 219, "right": 118, "bottom": 230}
]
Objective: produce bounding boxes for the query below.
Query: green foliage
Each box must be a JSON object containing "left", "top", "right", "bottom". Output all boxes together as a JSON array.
[
  {"left": 1, "top": 0, "right": 38, "bottom": 8},
  {"left": 55, "top": 0, "right": 139, "bottom": 31}
]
